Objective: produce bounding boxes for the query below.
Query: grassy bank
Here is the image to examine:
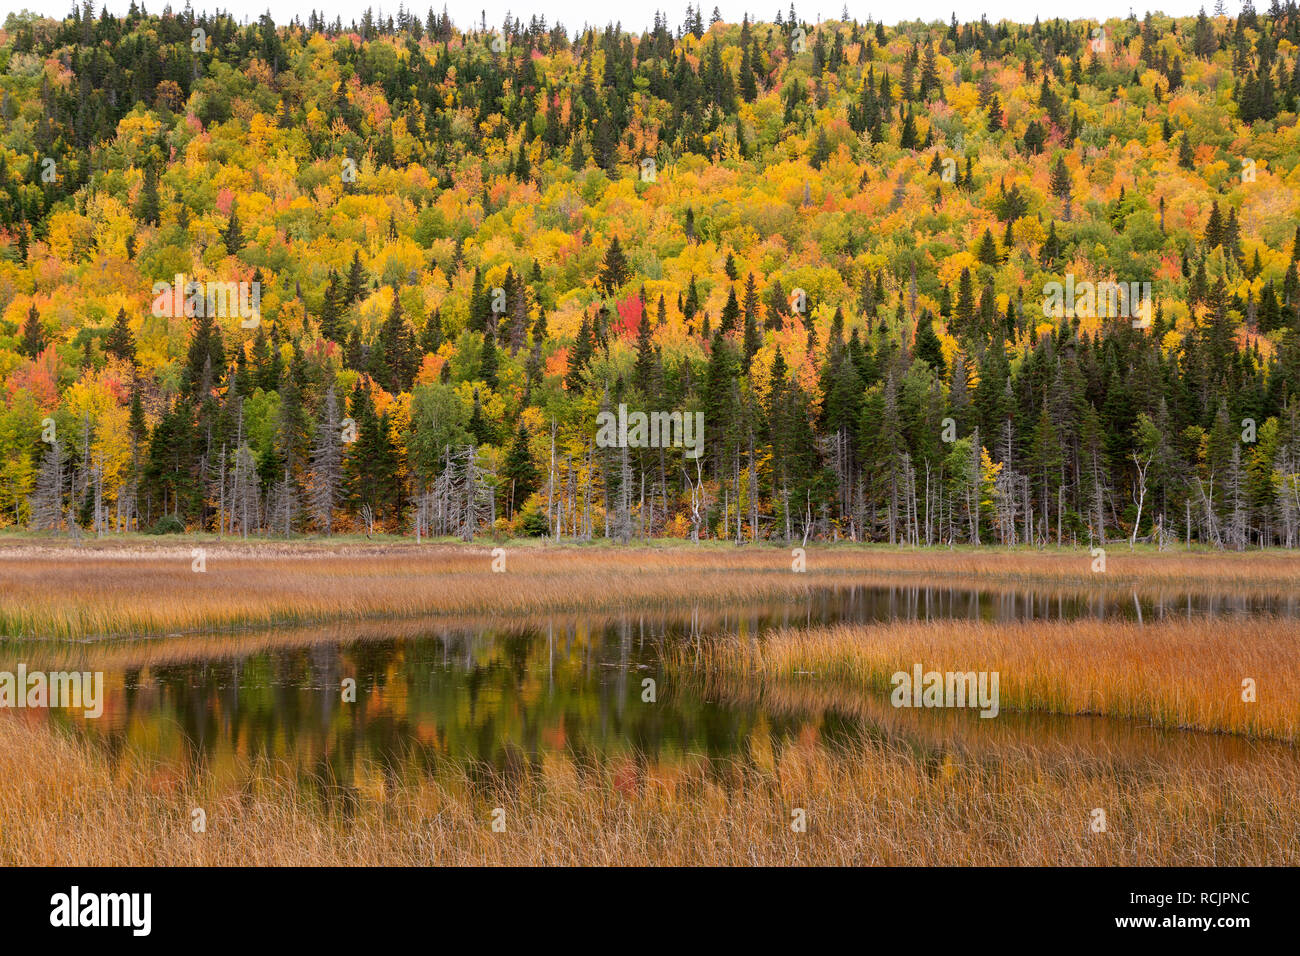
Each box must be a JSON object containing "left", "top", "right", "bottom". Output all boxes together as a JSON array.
[
  {"left": 2, "top": 717, "right": 1295, "bottom": 866},
  {"left": 672, "top": 616, "right": 1300, "bottom": 741},
  {"left": 3, "top": 541, "right": 1298, "bottom": 641}
]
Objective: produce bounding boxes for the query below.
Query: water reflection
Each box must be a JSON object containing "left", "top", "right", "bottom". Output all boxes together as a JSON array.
[{"left": 22, "top": 583, "right": 1299, "bottom": 794}]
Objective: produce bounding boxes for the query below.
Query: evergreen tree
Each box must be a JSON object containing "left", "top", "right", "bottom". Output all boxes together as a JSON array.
[
  {"left": 104, "top": 308, "right": 136, "bottom": 363},
  {"left": 373, "top": 294, "right": 420, "bottom": 392},
  {"left": 20, "top": 304, "right": 45, "bottom": 358},
  {"left": 479, "top": 330, "right": 499, "bottom": 388},
  {"left": 136, "top": 162, "right": 160, "bottom": 226},
  {"left": 914, "top": 312, "right": 947, "bottom": 375},
  {"left": 599, "top": 236, "right": 631, "bottom": 293},
  {"left": 223, "top": 202, "right": 243, "bottom": 252},
  {"left": 719, "top": 286, "right": 741, "bottom": 334},
  {"left": 566, "top": 314, "right": 595, "bottom": 390},
  {"left": 344, "top": 250, "right": 369, "bottom": 305},
  {"left": 501, "top": 421, "right": 538, "bottom": 514},
  {"left": 319, "top": 271, "right": 345, "bottom": 342},
  {"left": 467, "top": 387, "right": 494, "bottom": 445}
]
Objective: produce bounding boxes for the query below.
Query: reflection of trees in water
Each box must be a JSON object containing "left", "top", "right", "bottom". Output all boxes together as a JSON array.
[
  {"left": 67, "top": 583, "right": 1300, "bottom": 798},
  {"left": 304, "top": 750, "right": 360, "bottom": 822}
]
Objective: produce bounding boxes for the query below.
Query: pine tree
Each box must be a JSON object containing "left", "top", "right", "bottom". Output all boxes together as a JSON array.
[
  {"left": 20, "top": 303, "right": 45, "bottom": 358},
  {"left": 136, "top": 162, "right": 160, "bottom": 226},
  {"left": 319, "top": 270, "right": 345, "bottom": 342},
  {"left": 810, "top": 127, "right": 831, "bottom": 169},
  {"left": 683, "top": 276, "right": 700, "bottom": 322},
  {"left": 374, "top": 294, "right": 419, "bottom": 392},
  {"left": 1050, "top": 155, "right": 1072, "bottom": 206},
  {"left": 914, "top": 312, "right": 947, "bottom": 375},
  {"left": 1040, "top": 220, "right": 1062, "bottom": 266},
  {"left": 954, "top": 268, "right": 976, "bottom": 339},
  {"left": 467, "top": 388, "right": 494, "bottom": 446},
  {"left": 129, "top": 384, "right": 147, "bottom": 447},
  {"left": 479, "top": 330, "right": 499, "bottom": 388},
  {"left": 919, "top": 41, "right": 942, "bottom": 101},
  {"left": 986, "top": 93, "right": 1003, "bottom": 131},
  {"left": 743, "top": 307, "right": 761, "bottom": 364},
  {"left": 565, "top": 314, "right": 595, "bottom": 391},
  {"left": 421, "top": 309, "right": 444, "bottom": 353},
  {"left": 719, "top": 286, "right": 741, "bottom": 334},
  {"left": 739, "top": 38, "right": 758, "bottom": 101},
  {"left": 277, "top": 348, "right": 310, "bottom": 476},
  {"left": 501, "top": 421, "right": 538, "bottom": 514},
  {"left": 598, "top": 236, "right": 630, "bottom": 293},
  {"left": 344, "top": 250, "right": 368, "bottom": 305},
  {"left": 899, "top": 106, "right": 917, "bottom": 148},
  {"left": 104, "top": 308, "right": 135, "bottom": 363},
  {"left": 223, "top": 203, "right": 243, "bottom": 252},
  {"left": 633, "top": 305, "right": 656, "bottom": 394},
  {"left": 183, "top": 309, "right": 225, "bottom": 398},
  {"left": 1205, "top": 201, "right": 1224, "bottom": 248}
]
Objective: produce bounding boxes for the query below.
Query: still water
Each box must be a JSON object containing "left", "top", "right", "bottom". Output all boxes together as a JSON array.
[{"left": 24, "top": 584, "right": 1300, "bottom": 789}]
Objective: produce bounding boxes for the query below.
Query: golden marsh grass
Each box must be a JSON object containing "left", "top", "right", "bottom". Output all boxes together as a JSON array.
[
  {"left": 675, "top": 616, "right": 1300, "bottom": 741},
  {"left": 2, "top": 541, "right": 1298, "bottom": 641},
  {"left": 3, "top": 542, "right": 1297, "bottom": 866},
  {"left": 2, "top": 716, "right": 1296, "bottom": 866}
]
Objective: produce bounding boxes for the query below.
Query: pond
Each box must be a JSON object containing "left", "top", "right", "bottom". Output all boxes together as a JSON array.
[{"left": 16, "top": 583, "right": 1298, "bottom": 794}]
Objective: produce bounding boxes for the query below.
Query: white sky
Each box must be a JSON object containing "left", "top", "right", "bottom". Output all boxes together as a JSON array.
[{"left": 2, "top": 1, "right": 1218, "bottom": 31}]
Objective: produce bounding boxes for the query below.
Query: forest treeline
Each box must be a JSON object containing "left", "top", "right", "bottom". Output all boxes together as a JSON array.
[{"left": 3, "top": 4, "right": 1300, "bottom": 547}]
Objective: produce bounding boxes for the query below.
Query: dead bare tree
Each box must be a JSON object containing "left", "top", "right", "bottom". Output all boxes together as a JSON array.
[
  {"left": 1130, "top": 449, "right": 1154, "bottom": 549},
  {"left": 309, "top": 385, "right": 344, "bottom": 534},
  {"left": 28, "top": 440, "right": 65, "bottom": 531},
  {"left": 683, "top": 458, "right": 707, "bottom": 542}
]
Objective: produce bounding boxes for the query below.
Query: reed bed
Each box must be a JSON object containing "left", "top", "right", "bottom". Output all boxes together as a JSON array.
[
  {"left": 2, "top": 543, "right": 1298, "bottom": 641},
  {"left": 0, "top": 597, "right": 827, "bottom": 674},
  {"left": 2, "top": 716, "right": 1295, "bottom": 866},
  {"left": 675, "top": 616, "right": 1300, "bottom": 741},
  {"left": 690, "top": 672, "right": 1291, "bottom": 768},
  {"left": 3, "top": 543, "right": 1296, "bottom": 865}
]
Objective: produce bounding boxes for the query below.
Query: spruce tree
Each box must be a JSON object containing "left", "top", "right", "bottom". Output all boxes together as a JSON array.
[
  {"left": 136, "top": 162, "right": 160, "bottom": 226},
  {"left": 104, "top": 308, "right": 135, "bottom": 363},
  {"left": 915, "top": 313, "right": 947, "bottom": 375},
  {"left": 223, "top": 203, "right": 243, "bottom": 252},
  {"left": 565, "top": 314, "right": 595, "bottom": 391},
  {"left": 599, "top": 236, "right": 631, "bottom": 293},
  {"left": 20, "top": 304, "right": 44, "bottom": 357},
  {"left": 501, "top": 421, "right": 539, "bottom": 514},
  {"left": 480, "top": 330, "right": 499, "bottom": 389}
]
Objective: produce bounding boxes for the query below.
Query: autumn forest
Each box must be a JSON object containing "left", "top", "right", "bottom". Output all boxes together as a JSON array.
[{"left": 4, "top": 3, "right": 1300, "bottom": 548}]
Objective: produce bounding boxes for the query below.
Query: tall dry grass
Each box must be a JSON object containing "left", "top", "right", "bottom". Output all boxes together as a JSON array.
[
  {"left": 2, "top": 543, "right": 1298, "bottom": 641},
  {"left": 0, "top": 599, "right": 819, "bottom": 674},
  {"left": 2, "top": 716, "right": 1296, "bottom": 865},
  {"left": 675, "top": 616, "right": 1300, "bottom": 741},
  {"left": 3, "top": 542, "right": 1296, "bottom": 865},
  {"left": 693, "top": 672, "right": 1290, "bottom": 768}
]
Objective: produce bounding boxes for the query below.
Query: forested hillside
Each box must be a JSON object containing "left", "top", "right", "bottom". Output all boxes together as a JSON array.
[{"left": 3, "top": 4, "right": 1300, "bottom": 547}]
